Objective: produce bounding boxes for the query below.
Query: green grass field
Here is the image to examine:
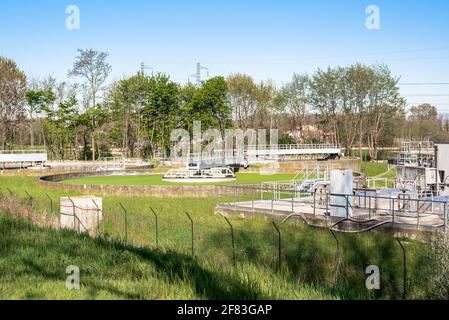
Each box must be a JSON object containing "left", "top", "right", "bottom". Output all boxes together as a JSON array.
[
  {"left": 1, "top": 162, "right": 434, "bottom": 300},
  {"left": 63, "top": 172, "right": 297, "bottom": 186}
]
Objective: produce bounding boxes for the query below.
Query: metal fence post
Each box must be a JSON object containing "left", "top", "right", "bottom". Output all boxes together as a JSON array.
[
  {"left": 313, "top": 192, "right": 316, "bottom": 216},
  {"left": 369, "top": 196, "right": 372, "bottom": 219},
  {"left": 396, "top": 238, "right": 407, "bottom": 300},
  {"left": 444, "top": 202, "right": 448, "bottom": 233},
  {"left": 119, "top": 202, "right": 128, "bottom": 245},
  {"left": 345, "top": 195, "right": 349, "bottom": 218},
  {"left": 24, "top": 190, "right": 33, "bottom": 206},
  {"left": 252, "top": 188, "right": 255, "bottom": 213},
  {"left": 185, "top": 212, "right": 194, "bottom": 257},
  {"left": 150, "top": 207, "right": 159, "bottom": 247},
  {"left": 416, "top": 199, "right": 420, "bottom": 230},
  {"left": 223, "top": 215, "right": 236, "bottom": 265},
  {"left": 91, "top": 199, "right": 100, "bottom": 236},
  {"left": 272, "top": 221, "right": 281, "bottom": 271},
  {"left": 23, "top": 190, "right": 33, "bottom": 228},
  {"left": 330, "top": 229, "right": 341, "bottom": 285},
  {"left": 392, "top": 198, "right": 395, "bottom": 224},
  {"left": 291, "top": 195, "right": 294, "bottom": 214},
  {"left": 45, "top": 193, "right": 53, "bottom": 214},
  {"left": 67, "top": 196, "right": 77, "bottom": 232},
  {"left": 6, "top": 187, "right": 14, "bottom": 196}
]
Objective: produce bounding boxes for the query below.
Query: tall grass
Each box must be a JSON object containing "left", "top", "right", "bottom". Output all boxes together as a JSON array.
[{"left": 0, "top": 175, "right": 432, "bottom": 300}]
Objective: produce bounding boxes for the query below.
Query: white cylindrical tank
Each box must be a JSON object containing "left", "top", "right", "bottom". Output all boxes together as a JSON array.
[{"left": 330, "top": 169, "right": 353, "bottom": 217}]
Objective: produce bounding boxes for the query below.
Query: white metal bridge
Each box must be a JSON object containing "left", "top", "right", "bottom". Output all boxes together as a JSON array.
[
  {"left": 179, "top": 144, "right": 341, "bottom": 167},
  {"left": 0, "top": 150, "right": 47, "bottom": 168}
]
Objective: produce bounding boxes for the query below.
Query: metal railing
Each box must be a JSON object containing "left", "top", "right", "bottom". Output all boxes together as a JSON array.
[
  {"left": 0, "top": 149, "right": 47, "bottom": 154},
  {"left": 216, "top": 184, "right": 449, "bottom": 232}
]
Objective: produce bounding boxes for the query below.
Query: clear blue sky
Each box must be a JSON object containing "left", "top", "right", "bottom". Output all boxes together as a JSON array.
[{"left": 1, "top": 0, "right": 449, "bottom": 111}]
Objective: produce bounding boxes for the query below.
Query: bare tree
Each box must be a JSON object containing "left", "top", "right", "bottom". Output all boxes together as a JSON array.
[
  {"left": 69, "top": 49, "right": 111, "bottom": 160},
  {"left": 279, "top": 73, "right": 310, "bottom": 135}
]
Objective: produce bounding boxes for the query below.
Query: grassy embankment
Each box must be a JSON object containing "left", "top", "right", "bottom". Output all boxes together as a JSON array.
[{"left": 1, "top": 164, "right": 433, "bottom": 300}]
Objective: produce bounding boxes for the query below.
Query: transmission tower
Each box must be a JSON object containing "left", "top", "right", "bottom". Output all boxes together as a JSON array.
[
  {"left": 189, "top": 62, "right": 209, "bottom": 85},
  {"left": 140, "top": 63, "right": 153, "bottom": 76}
]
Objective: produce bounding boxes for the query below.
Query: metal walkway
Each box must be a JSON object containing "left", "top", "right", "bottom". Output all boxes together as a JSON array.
[
  {"left": 0, "top": 150, "right": 47, "bottom": 168},
  {"left": 178, "top": 144, "right": 341, "bottom": 166}
]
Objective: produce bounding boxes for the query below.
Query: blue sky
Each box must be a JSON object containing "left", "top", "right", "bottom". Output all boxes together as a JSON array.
[{"left": 1, "top": 0, "right": 449, "bottom": 111}]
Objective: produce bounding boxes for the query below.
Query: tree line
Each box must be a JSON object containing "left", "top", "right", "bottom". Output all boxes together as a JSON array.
[{"left": 1, "top": 49, "right": 448, "bottom": 161}]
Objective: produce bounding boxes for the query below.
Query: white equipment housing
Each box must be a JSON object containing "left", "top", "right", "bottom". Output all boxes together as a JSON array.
[{"left": 163, "top": 162, "right": 236, "bottom": 183}]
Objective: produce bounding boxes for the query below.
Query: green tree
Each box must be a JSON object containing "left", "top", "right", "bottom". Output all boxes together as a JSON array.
[
  {"left": 185, "top": 76, "right": 232, "bottom": 137},
  {"left": 141, "top": 73, "right": 180, "bottom": 157},
  {"left": 42, "top": 96, "right": 78, "bottom": 159},
  {"left": 25, "top": 89, "right": 55, "bottom": 147}
]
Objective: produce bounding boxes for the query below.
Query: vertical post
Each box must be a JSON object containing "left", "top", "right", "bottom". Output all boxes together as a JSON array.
[
  {"left": 150, "top": 207, "right": 159, "bottom": 247},
  {"left": 416, "top": 199, "right": 420, "bottom": 230},
  {"left": 330, "top": 229, "right": 340, "bottom": 285},
  {"left": 364, "top": 190, "right": 367, "bottom": 209},
  {"left": 234, "top": 187, "right": 237, "bottom": 211},
  {"left": 392, "top": 198, "right": 395, "bottom": 224},
  {"left": 68, "top": 196, "right": 77, "bottom": 232},
  {"left": 91, "top": 199, "right": 100, "bottom": 236},
  {"left": 45, "top": 193, "right": 53, "bottom": 214},
  {"left": 435, "top": 145, "right": 439, "bottom": 196},
  {"left": 237, "top": 186, "right": 240, "bottom": 204},
  {"left": 291, "top": 195, "right": 294, "bottom": 214},
  {"left": 313, "top": 192, "right": 316, "bottom": 216},
  {"left": 185, "top": 212, "right": 194, "bottom": 257},
  {"left": 24, "top": 190, "right": 33, "bottom": 205},
  {"left": 444, "top": 202, "right": 448, "bottom": 233},
  {"left": 272, "top": 221, "right": 281, "bottom": 271},
  {"left": 369, "top": 196, "right": 372, "bottom": 219},
  {"left": 223, "top": 216, "right": 236, "bottom": 265},
  {"left": 252, "top": 188, "right": 255, "bottom": 213},
  {"left": 6, "top": 187, "right": 14, "bottom": 196},
  {"left": 345, "top": 195, "right": 349, "bottom": 218},
  {"left": 119, "top": 202, "right": 128, "bottom": 245},
  {"left": 396, "top": 238, "right": 407, "bottom": 300}
]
